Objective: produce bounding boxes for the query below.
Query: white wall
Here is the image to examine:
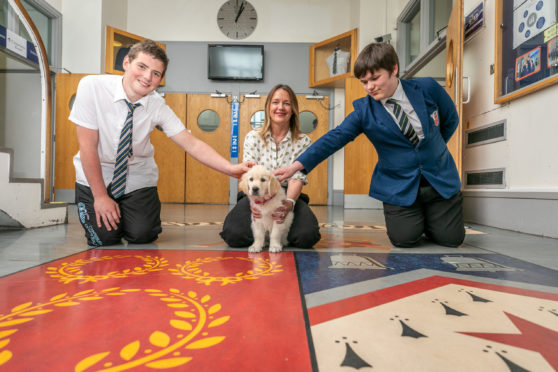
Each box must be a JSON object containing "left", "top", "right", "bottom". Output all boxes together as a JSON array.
[
  {"left": 49, "top": 0, "right": 362, "bottom": 73},
  {"left": 60, "top": 0, "right": 103, "bottom": 73},
  {"left": 357, "top": 0, "right": 409, "bottom": 49},
  {"left": 462, "top": 0, "right": 558, "bottom": 190},
  {"left": 45, "top": 0, "right": 61, "bottom": 12},
  {"left": 101, "top": 0, "right": 128, "bottom": 72},
  {"left": 127, "top": 0, "right": 353, "bottom": 43}
]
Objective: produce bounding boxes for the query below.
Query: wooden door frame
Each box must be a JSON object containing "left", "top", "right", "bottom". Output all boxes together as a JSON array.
[
  {"left": 54, "top": 73, "right": 90, "bottom": 201},
  {"left": 445, "top": 0, "right": 464, "bottom": 177}
]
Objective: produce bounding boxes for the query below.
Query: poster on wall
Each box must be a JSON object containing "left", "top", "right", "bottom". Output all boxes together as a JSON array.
[
  {"left": 513, "top": 0, "right": 556, "bottom": 49},
  {"left": 495, "top": 0, "right": 558, "bottom": 102}
]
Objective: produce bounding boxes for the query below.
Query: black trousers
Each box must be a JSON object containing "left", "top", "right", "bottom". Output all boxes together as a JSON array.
[
  {"left": 383, "top": 180, "right": 465, "bottom": 248},
  {"left": 75, "top": 183, "right": 162, "bottom": 247},
  {"left": 220, "top": 192, "right": 321, "bottom": 248}
]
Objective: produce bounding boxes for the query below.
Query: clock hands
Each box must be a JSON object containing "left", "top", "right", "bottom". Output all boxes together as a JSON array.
[
  {"left": 235, "top": 1, "right": 245, "bottom": 23},
  {"left": 218, "top": 0, "right": 256, "bottom": 39}
]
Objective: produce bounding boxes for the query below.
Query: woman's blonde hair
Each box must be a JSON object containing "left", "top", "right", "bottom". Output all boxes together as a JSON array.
[{"left": 258, "top": 84, "right": 302, "bottom": 143}]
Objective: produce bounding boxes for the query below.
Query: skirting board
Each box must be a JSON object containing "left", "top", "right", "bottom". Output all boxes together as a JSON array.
[
  {"left": 463, "top": 190, "right": 558, "bottom": 239},
  {"left": 55, "top": 189, "right": 75, "bottom": 203}
]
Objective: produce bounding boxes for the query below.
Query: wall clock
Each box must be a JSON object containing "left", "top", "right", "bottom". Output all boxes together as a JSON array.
[{"left": 217, "top": 0, "right": 258, "bottom": 40}]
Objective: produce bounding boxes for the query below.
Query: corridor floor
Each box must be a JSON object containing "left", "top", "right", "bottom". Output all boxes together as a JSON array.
[{"left": 1, "top": 204, "right": 557, "bottom": 371}]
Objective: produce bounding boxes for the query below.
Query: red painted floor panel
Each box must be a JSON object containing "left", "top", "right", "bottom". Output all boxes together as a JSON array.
[{"left": 0, "top": 250, "right": 312, "bottom": 371}]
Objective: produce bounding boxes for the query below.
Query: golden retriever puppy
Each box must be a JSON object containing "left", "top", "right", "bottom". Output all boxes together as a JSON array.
[{"left": 239, "top": 165, "right": 294, "bottom": 253}]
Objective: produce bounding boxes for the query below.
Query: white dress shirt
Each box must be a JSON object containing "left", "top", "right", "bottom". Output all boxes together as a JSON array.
[
  {"left": 70, "top": 75, "right": 186, "bottom": 194},
  {"left": 243, "top": 129, "right": 311, "bottom": 186},
  {"left": 381, "top": 79, "right": 424, "bottom": 140}
]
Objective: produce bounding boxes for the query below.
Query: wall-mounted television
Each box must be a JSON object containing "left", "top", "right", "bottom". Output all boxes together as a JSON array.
[{"left": 208, "top": 44, "right": 264, "bottom": 81}]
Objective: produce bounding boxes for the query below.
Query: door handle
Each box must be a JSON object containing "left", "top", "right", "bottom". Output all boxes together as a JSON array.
[{"left": 463, "top": 76, "right": 471, "bottom": 104}]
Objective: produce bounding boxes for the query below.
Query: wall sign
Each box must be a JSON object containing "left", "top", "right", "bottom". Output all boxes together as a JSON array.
[
  {"left": 465, "top": 1, "right": 484, "bottom": 41},
  {"left": 1, "top": 25, "right": 39, "bottom": 65},
  {"left": 230, "top": 99, "right": 239, "bottom": 158}
]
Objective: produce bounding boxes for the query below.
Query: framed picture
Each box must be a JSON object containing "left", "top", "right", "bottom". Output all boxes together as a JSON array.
[
  {"left": 514, "top": 46, "right": 541, "bottom": 81},
  {"left": 105, "top": 26, "right": 166, "bottom": 85},
  {"left": 547, "top": 36, "right": 558, "bottom": 67},
  {"left": 494, "top": 0, "right": 558, "bottom": 103}
]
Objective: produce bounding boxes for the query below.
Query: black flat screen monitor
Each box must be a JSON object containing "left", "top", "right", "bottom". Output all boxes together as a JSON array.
[{"left": 208, "top": 44, "right": 264, "bottom": 81}]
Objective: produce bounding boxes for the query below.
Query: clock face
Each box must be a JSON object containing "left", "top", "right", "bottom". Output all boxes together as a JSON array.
[{"left": 217, "top": 0, "right": 257, "bottom": 40}]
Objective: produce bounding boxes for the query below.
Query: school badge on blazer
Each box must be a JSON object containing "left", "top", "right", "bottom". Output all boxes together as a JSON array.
[{"left": 431, "top": 110, "right": 440, "bottom": 126}]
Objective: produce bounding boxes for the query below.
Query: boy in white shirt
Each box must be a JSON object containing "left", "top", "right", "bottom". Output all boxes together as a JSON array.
[{"left": 71, "top": 40, "right": 253, "bottom": 246}]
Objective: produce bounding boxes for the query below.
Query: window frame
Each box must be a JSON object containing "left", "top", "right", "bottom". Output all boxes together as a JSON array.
[
  {"left": 397, "top": 0, "right": 451, "bottom": 78},
  {"left": 0, "top": 0, "right": 61, "bottom": 71},
  {"left": 23, "top": 0, "right": 61, "bottom": 70}
]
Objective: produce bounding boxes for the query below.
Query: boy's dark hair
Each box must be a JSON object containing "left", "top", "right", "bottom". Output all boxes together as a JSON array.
[
  {"left": 128, "top": 39, "right": 169, "bottom": 76},
  {"left": 353, "top": 42, "right": 399, "bottom": 79}
]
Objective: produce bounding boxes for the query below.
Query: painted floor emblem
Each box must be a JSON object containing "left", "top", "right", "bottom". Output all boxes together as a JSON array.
[
  {"left": 46, "top": 255, "right": 169, "bottom": 284},
  {"left": 169, "top": 256, "right": 283, "bottom": 286}
]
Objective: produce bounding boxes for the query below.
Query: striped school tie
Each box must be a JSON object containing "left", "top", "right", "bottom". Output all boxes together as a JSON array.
[
  {"left": 110, "top": 101, "right": 140, "bottom": 199},
  {"left": 387, "top": 99, "right": 419, "bottom": 145}
]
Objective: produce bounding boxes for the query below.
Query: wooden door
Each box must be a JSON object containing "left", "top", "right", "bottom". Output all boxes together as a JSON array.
[
  {"left": 185, "top": 95, "right": 231, "bottom": 203},
  {"left": 445, "top": 0, "right": 464, "bottom": 175},
  {"left": 238, "top": 94, "right": 329, "bottom": 205},
  {"left": 297, "top": 96, "right": 328, "bottom": 204},
  {"left": 238, "top": 95, "right": 267, "bottom": 163},
  {"left": 151, "top": 93, "right": 187, "bottom": 203},
  {"left": 54, "top": 73, "right": 89, "bottom": 199},
  {"left": 344, "top": 77, "right": 376, "bottom": 194}
]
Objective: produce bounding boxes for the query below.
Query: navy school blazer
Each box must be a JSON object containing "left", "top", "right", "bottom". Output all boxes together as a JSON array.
[{"left": 297, "top": 77, "right": 461, "bottom": 207}]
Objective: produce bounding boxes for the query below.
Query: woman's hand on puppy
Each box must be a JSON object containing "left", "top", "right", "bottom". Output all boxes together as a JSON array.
[
  {"left": 250, "top": 200, "right": 292, "bottom": 223},
  {"left": 250, "top": 203, "right": 262, "bottom": 219},
  {"left": 272, "top": 199, "right": 294, "bottom": 224}
]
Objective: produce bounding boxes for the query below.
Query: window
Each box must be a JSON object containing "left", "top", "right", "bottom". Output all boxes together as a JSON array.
[
  {"left": 397, "top": 0, "right": 452, "bottom": 76},
  {"left": 408, "top": 9, "right": 421, "bottom": 63},
  {"left": 22, "top": 0, "right": 52, "bottom": 59},
  {"left": 0, "top": 0, "right": 61, "bottom": 69},
  {"left": 431, "top": 0, "right": 452, "bottom": 43}
]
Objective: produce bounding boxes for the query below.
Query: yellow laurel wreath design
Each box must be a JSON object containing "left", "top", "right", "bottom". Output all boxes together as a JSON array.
[
  {"left": 45, "top": 255, "right": 168, "bottom": 284},
  {"left": 169, "top": 256, "right": 283, "bottom": 286},
  {"left": 0, "top": 287, "right": 137, "bottom": 367},
  {"left": 75, "top": 289, "right": 228, "bottom": 371}
]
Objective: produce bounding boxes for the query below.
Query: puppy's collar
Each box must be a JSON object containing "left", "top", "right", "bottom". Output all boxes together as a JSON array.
[{"left": 253, "top": 194, "right": 276, "bottom": 205}]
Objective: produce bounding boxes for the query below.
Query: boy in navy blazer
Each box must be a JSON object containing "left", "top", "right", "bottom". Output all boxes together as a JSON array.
[{"left": 275, "top": 42, "right": 465, "bottom": 247}]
